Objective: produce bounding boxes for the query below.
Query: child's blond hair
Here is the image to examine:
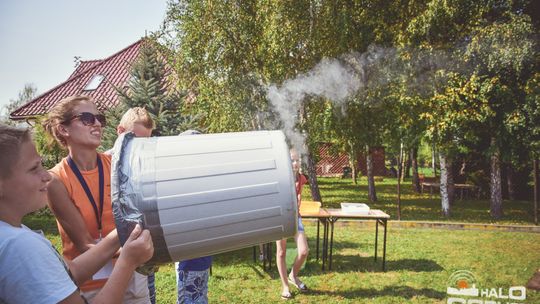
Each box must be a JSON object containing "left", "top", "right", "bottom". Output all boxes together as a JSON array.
[{"left": 118, "top": 107, "right": 154, "bottom": 130}]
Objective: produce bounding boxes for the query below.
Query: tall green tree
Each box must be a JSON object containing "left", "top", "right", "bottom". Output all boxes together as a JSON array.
[
  {"left": 462, "top": 12, "right": 536, "bottom": 218},
  {"left": 400, "top": 0, "right": 537, "bottom": 218},
  {"left": 100, "top": 104, "right": 128, "bottom": 151},
  {"left": 164, "top": 1, "right": 323, "bottom": 199},
  {"left": 116, "top": 38, "right": 197, "bottom": 137},
  {"left": 163, "top": 0, "right": 538, "bottom": 220}
]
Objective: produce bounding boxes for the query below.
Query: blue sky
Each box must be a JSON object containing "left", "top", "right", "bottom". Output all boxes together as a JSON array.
[{"left": 0, "top": 0, "right": 168, "bottom": 114}]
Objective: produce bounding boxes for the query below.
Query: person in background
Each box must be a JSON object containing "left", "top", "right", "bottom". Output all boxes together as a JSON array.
[
  {"left": 275, "top": 149, "right": 309, "bottom": 300},
  {"left": 0, "top": 124, "right": 154, "bottom": 304},
  {"left": 112, "top": 107, "right": 157, "bottom": 304},
  {"left": 43, "top": 95, "right": 152, "bottom": 303},
  {"left": 116, "top": 107, "right": 154, "bottom": 138},
  {"left": 175, "top": 129, "right": 213, "bottom": 304}
]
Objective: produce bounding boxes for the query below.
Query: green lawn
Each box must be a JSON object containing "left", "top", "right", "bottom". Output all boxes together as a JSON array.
[
  {"left": 307, "top": 177, "right": 537, "bottom": 225},
  {"left": 149, "top": 224, "right": 540, "bottom": 303},
  {"left": 21, "top": 176, "right": 539, "bottom": 303}
]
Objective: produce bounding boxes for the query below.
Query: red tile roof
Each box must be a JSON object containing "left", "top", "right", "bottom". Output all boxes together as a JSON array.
[
  {"left": 10, "top": 39, "right": 143, "bottom": 120},
  {"left": 67, "top": 60, "right": 103, "bottom": 80}
]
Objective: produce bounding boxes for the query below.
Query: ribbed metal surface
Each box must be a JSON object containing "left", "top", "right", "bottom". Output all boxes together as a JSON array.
[{"left": 113, "top": 130, "right": 297, "bottom": 264}]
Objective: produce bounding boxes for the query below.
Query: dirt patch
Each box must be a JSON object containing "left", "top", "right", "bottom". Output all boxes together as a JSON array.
[{"left": 527, "top": 270, "right": 540, "bottom": 290}]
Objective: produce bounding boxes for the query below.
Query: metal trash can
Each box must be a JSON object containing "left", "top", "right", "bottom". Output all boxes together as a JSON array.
[
  {"left": 342, "top": 166, "right": 352, "bottom": 178},
  {"left": 111, "top": 130, "right": 297, "bottom": 267}
]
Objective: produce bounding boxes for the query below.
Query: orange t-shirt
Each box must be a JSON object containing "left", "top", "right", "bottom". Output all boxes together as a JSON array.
[{"left": 49, "top": 153, "right": 116, "bottom": 292}]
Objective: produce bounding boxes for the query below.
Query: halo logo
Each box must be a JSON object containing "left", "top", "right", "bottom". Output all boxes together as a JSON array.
[
  {"left": 446, "top": 270, "right": 527, "bottom": 304},
  {"left": 447, "top": 270, "right": 479, "bottom": 297}
]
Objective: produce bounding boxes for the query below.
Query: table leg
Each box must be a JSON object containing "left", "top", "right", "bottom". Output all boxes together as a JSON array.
[
  {"left": 375, "top": 219, "right": 379, "bottom": 261},
  {"left": 253, "top": 246, "right": 256, "bottom": 263},
  {"left": 383, "top": 219, "right": 387, "bottom": 272},
  {"left": 316, "top": 220, "right": 320, "bottom": 261},
  {"left": 321, "top": 219, "right": 327, "bottom": 271},
  {"left": 261, "top": 243, "right": 266, "bottom": 270},
  {"left": 267, "top": 242, "right": 272, "bottom": 269},
  {"left": 329, "top": 218, "right": 336, "bottom": 270}
]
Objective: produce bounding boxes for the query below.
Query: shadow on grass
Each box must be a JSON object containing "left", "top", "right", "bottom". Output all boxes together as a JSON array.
[
  {"left": 216, "top": 246, "right": 443, "bottom": 276},
  {"left": 306, "top": 285, "right": 446, "bottom": 300},
  {"left": 308, "top": 240, "right": 360, "bottom": 252},
  {"left": 247, "top": 264, "right": 267, "bottom": 279}
]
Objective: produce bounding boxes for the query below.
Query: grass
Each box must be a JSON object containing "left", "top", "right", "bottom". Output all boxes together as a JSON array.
[
  {"left": 27, "top": 218, "right": 540, "bottom": 303},
  {"left": 306, "top": 177, "right": 537, "bottom": 225},
  {"left": 21, "top": 176, "right": 540, "bottom": 303}
]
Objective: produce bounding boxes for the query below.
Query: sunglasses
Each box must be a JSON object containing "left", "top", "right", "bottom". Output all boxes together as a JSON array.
[{"left": 65, "top": 112, "right": 106, "bottom": 127}]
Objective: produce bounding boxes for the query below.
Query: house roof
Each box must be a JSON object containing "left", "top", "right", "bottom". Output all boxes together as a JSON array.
[{"left": 10, "top": 39, "right": 143, "bottom": 120}]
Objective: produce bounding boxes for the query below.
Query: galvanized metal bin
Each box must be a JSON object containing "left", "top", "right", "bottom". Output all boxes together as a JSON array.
[{"left": 111, "top": 130, "right": 297, "bottom": 265}]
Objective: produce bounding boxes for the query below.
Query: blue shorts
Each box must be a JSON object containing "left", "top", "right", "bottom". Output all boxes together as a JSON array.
[
  {"left": 176, "top": 269, "right": 209, "bottom": 304},
  {"left": 298, "top": 216, "right": 305, "bottom": 232}
]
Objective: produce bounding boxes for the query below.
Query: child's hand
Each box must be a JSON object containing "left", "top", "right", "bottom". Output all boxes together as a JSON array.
[{"left": 120, "top": 224, "right": 154, "bottom": 266}]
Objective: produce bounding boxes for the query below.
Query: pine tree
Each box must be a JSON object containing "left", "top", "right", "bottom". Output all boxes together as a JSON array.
[
  {"left": 116, "top": 38, "right": 197, "bottom": 136},
  {"left": 100, "top": 103, "right": 127, "bottom": 151}
]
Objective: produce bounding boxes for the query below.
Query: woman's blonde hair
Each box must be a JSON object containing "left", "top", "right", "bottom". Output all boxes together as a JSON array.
[
  {"left": 0, "top": 124, "right": 31, "bottom": 178},
  {"left": 42, "top": 95, "right": 95, "bottom": 147}
]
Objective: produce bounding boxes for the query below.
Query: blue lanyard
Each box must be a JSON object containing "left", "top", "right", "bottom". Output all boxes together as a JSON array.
[{"left": 67, "top": 155, "right": 104, "bottom": 238}]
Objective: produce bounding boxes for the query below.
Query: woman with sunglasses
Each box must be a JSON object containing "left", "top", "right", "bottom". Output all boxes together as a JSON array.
[{"left": 43, "top": 95, "right": 151, "bottom": 303}]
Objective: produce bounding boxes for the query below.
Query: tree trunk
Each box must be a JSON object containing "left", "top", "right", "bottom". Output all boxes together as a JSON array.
[
  {"left": 350, "top": 158, "right": 358, "bottom": 184},
  {"left": 404, "top": 152, "right": 411, "bottom": 178},
  {"left": 439, "top": 152, "right": 451, "bottom": 217},
  {"left": 397, "top": 172, "right": 402, "bottom": 220},
  {"left": 432, "top": 143, "right": 438, "bottom": 177},
  {"left": 506, "top": 164, "right": 516, "bottom": 201},
  {"left": 489, "top": 137, "right": 503, "bottom": 219},
  {"left": 349, "top": 143, "right": 357, "bottom": 184},
  {"left": 366, "top": 145, "right": 377, "bottom": 202},
  {"left": 533, "top": 158, "right": 538, "bottom": 225},
  {"left": 401, "top": 150, "right": 408, "bottom": 181},
  {"left": 305, "top": 149, "right": 322, "bottom": 203},
  {"left": 398, "top": 143, "right": 404, "bottom": 182},
  {"left": 397, "top": 143, "right": 403, "bottom": 220},
  {"left": 299, "top": 102, "right": 322, "bottom": 203},
  {"left": 411, "top": 146, "right": 421, "bottom": 193}
]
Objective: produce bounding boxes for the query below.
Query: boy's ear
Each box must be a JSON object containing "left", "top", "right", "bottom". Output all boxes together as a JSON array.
[{"left": 117, "top": 125, "right": 125, "bottom": 135}]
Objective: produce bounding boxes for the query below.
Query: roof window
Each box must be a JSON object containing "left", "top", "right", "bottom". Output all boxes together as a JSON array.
[{"left": 84, "top": 75, "right": 105, "bottom": 91}]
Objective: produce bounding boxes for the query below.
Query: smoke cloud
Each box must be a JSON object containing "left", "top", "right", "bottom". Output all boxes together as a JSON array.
[
  {"left": 266, "top": 45, "right": 399, "bottom": 155},
  {"left": 266, "top": 58, "right": 360, "bottom": 155}
]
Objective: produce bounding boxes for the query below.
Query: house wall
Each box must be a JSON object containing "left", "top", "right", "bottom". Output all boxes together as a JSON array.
[
  {"left": 357, "top": 147, "right": 386, "bottom": 176},
  {"left": 315, "top": 143, "right": 386, "bottom": 177}
]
